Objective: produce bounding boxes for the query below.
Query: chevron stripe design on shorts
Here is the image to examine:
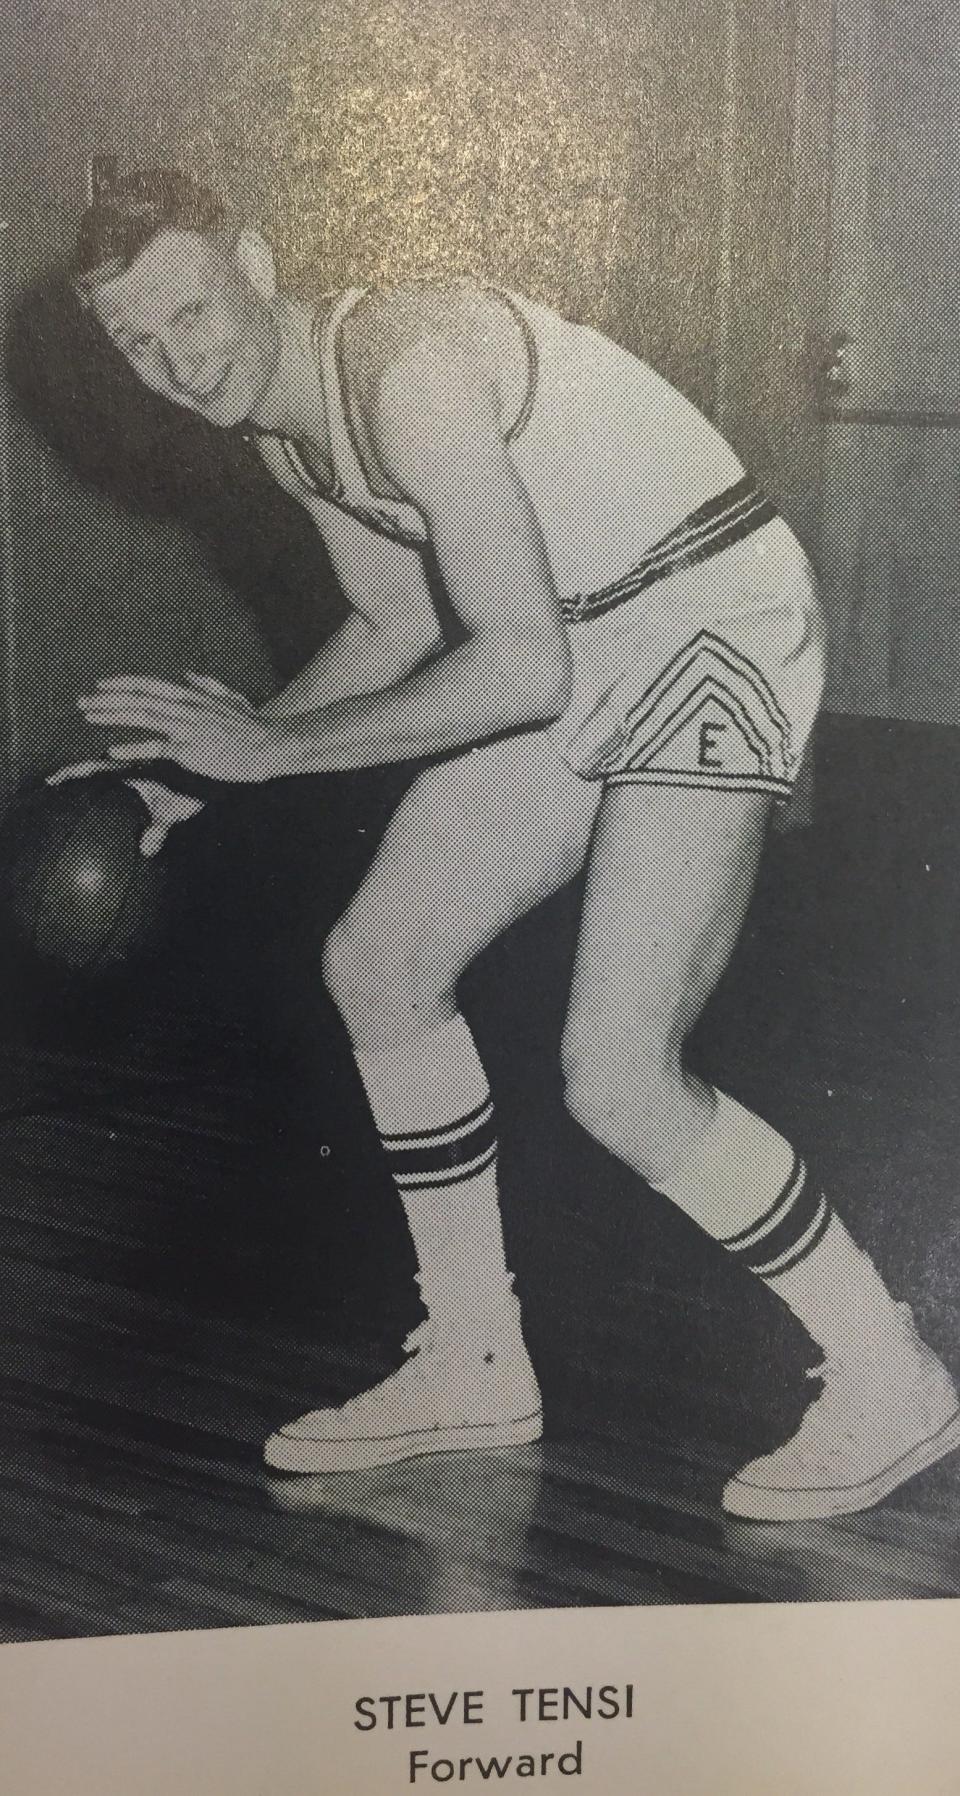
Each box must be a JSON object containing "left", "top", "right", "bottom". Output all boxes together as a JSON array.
[
  {"left": 607, "top": 629, "right": 795, "bottom": 792},
  {"left": 721, "top": 1155, "right": 834, "bottom": 1278},
  {"left": 380, "top": 1097, "right": 498, "bottom": 1191},
  {"left": 562, "top": 475, "right": 777, "bottom": 625}
]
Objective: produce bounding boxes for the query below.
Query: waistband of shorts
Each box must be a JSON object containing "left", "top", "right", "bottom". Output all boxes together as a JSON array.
[{"left": 562, "top": 475, "right": 778, "bottom": 626}]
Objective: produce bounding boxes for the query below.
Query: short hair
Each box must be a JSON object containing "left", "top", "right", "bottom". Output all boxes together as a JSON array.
[{"left": 72, "top": 167, "right": 226, "bottom": 295}]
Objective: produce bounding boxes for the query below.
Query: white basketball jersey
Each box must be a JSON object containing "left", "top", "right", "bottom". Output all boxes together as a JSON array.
[{"left": 271, "top": 284, "right": 763, "bottom": 619}]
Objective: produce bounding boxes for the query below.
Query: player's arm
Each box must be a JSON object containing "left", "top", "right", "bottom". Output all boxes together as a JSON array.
[
  {"left": 277, "top": 337, "right": 571, "bottom": 773},
  {"left": 73, "top": 502, "right": 443, "bottom": 784},
  {"left": 256, "top": 448, "right": 444, "bottom": 718},
  {"left": 76, "top": 309, "right": 571, "bottom": 783}
]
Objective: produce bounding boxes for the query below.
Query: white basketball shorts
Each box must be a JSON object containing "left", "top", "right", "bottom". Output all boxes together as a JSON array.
[{"left": 546, "top": 513, "right": 825, "bottom": 801}]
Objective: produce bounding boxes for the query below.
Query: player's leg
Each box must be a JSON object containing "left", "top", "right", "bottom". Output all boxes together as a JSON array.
[
  {"left": 264, "top": 731, "right": 603, "bottom": 1472},
  {"left": 562, "top": 783, "right": 960, "bottom": 1521}
]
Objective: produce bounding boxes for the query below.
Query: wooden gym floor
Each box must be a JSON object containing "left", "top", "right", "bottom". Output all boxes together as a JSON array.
[{"left": 1, "top": 715, "right": 960, "bottom": 1641}]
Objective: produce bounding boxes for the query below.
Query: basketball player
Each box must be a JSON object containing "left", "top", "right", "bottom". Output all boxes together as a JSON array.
[{"left": 61, "top": 169, "right": 960, "bottom": 1522}]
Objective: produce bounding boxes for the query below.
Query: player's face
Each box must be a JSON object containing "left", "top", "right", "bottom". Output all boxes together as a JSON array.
[{"left": 88, "top": 227, "right": 281, "bottom": 428}]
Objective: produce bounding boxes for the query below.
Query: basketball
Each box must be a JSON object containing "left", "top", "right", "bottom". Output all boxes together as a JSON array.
[{"left": 0, "top": 772, "right": 169, "bottom": 975}]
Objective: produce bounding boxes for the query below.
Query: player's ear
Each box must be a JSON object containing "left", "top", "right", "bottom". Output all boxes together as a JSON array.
[{"left": 233, "top": 227, "right": 278, "bottom": 299}]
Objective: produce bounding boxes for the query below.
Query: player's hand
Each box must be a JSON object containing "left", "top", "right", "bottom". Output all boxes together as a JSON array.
[
  {"left": 126, "top": 778, "right": 206, "bottom": 857},
  {"left": 46, "top": 759, "right": 206, "bottom": 857},
  {"left": 47, "top": 759, "right": 113, "bottom": 785},
  {"left": 77, "top": 673, "right": 297, "bottom": 784}
]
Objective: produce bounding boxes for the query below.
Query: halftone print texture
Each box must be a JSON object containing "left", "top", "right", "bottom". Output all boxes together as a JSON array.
[{"left": 1, "top": 0, "right": 960, "bottom": 1647}]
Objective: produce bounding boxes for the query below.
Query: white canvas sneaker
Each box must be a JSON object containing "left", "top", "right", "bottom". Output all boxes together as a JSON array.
[
  {"left": 723, "top": 1307, "right": 960, "bottom": 1522},
  {"left": 264, "top": 1299, "right": 543, "bottom": 1474}
]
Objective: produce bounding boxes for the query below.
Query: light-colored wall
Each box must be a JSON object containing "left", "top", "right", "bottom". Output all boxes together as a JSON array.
[
  {"left": 820, "top": 0, "right": 960, "bottom": 723},
  {"left": 1, "top": 0, "right": 833, "bottom": 786}
]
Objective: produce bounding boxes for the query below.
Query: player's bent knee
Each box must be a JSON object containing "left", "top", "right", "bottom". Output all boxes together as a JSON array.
[
  {"left": 322, "top": 920, "right": 398, "bottom": 1037},
  {"left": 561, "top": 1064, "right": 635, "bottom": 1158},
  {"left": 321, "top": 919, "right": 367, "bottom": 1012},
  {"left": 322, "top": 918, "right": 453, "bottom": 1047},
  {"left": 561, "top": 1031, "right": 684, "bottom": 1179}
]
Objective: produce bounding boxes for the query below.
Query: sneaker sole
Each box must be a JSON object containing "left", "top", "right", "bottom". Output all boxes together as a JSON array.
[
  {"left": 722, "top": 1406, "right": 960, "bottom": 1522},
  {"left": 263, "top": 1408, "right": 544, "bottom": 1475}
]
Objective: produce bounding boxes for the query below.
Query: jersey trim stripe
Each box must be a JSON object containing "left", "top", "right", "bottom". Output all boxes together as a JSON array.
[
  {"left": 275, "top": 287, "right": 540, "bottom": 548},
  {"left": 280, "top": 435, "right": 348, "bottom": 506},
  {"left": 496, "top": 290, "right": 540, "bottom": 443}
]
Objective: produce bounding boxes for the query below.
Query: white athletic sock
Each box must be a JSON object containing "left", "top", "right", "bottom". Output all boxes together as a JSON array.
[
  {"left": 353, "top": 1012, "right": 513, "bottom": 1322},
  {"left": 764, "top": 1211, "right": 912, "bottom": 1359},
  {"left": 652, "top": 1091, "right": 797, "bottom": 1243},
  {"left": 654, "top": 1090, "right": 902, "bottom": 1356}
]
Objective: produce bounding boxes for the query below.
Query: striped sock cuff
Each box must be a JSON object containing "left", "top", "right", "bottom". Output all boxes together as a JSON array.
[
  {"left": 381, "top": 1097, "right": 498, "bottom": 1192},
  {"left": 720, "top": 1154, "right": 833, "bottom": 1278}
]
